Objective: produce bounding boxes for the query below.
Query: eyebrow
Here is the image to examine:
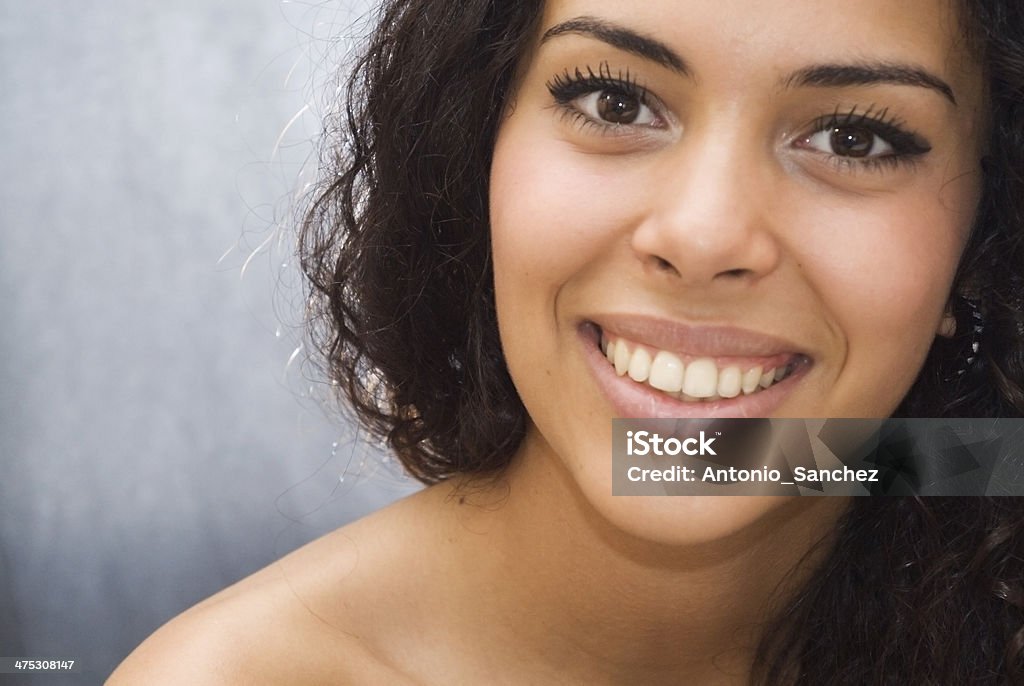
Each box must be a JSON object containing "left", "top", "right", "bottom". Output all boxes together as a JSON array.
[
  {"left": 541, "top": 16, "right": 689, "bottom": 75},
  {"left": 786, "top": 63, "right": 957, "bottom": 106},
  {"left": 541, "top": 16, "right": 957, "bottom": 106}
]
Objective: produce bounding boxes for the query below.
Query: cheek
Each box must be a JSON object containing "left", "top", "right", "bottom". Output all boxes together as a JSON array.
[
  {"left": 490, "top": 133, "right": 641, "bottom": 303},
  {"left": 818, "top": 205, "right": 955, "bottom": 301},
  {"left": 794, "top": 189, "right": 970, "bottom": 368}
]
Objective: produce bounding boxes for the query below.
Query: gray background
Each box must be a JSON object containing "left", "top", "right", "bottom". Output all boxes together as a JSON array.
[{"left": 0, "top": 2, "right": 419, "bottom": 683}]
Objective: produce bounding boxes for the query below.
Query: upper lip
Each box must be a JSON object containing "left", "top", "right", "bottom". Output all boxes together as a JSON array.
[{"left": 587, "top": 314, "right": 809, "bottom": 359}]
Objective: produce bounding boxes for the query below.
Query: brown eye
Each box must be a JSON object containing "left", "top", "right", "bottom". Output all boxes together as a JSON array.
[
  {"left": 596, "top": 90, "right": 640, "bottom": 124},
  {"left": 570, "top": 89, "right": 658, "bottom": 128},
  {"left": 830, "top": 126, "right": 874, "bottom": 157},
  {"left": 801, "top": 123, "right": 894, "bottom": 159}
]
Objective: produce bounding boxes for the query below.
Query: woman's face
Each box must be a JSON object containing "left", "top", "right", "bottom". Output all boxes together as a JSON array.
[{"left": 490, "top": 0, "right": 985, "bottom": 542}]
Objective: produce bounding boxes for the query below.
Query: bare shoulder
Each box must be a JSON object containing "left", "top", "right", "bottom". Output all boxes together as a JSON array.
[{"left": 107, "top": 491, "right": 435, "bottom": 685}]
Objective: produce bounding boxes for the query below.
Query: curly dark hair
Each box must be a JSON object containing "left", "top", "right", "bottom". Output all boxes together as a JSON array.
[
  {"left": 897, "top": 0, "right": 1024, "bottom": 420},
  {"left": 299, "top": 0, "right": 1024, "bottom": 682},
  {"left": 302, "top": 0, "right": 538, "bottom": 481}
]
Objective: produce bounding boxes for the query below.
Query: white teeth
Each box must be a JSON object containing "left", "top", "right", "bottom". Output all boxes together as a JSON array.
[
  {"left": 682, "top": 358, "right": 718, "bottom": 398},
  {"left": 614, "top": 340, "right": 631, "bottom": 376},
  {"left": 602, "top": 335, "right": 796, "bottom": 402},
  {"left": 717, "top": 366, "right": 742, "bottom": 399},
  {"left": 627, "top": 347, "right": 652, "bottom": 382},
  {"left": 742, "top": 366, "right": 763, "bottom": 395},
  {"left": 648, "top": 351, "right": 685, "bottom": 393}
]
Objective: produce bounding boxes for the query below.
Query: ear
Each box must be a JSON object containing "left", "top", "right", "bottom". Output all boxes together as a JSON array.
[{"left": 937, "top": 304, "right": 957, "bottom": 338}]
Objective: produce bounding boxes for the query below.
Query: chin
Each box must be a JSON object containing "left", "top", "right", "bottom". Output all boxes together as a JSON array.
[{"left": 550, "top": 439, "right": 807, "bottom": 549}]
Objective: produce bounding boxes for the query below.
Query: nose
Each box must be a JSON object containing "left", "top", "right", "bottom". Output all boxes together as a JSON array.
[{"left": 631, "top": 130, "right": 782, "bottom": 288}]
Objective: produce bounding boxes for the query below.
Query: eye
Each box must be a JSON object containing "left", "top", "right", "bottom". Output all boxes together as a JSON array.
[
  {"left": 801, "top": 125, "right": 894, "bottom": 158},
  {"left": 571, "top": 89, "right": 658, "bottom": 126},
  {"left": 546, "top": 63, "right": 666, "bottom": 133},
  {"left": 793, "top": 107, "right": 932, "bottom": 172}
]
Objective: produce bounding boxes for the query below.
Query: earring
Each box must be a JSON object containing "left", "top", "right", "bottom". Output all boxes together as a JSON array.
[{"left": 941, "top": 295, "right": 984, "bottom": 382}]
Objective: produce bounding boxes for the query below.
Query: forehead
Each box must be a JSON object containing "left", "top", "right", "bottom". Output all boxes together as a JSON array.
[{"left": 537, "top": 0, "right": 981, "bottom": 106}]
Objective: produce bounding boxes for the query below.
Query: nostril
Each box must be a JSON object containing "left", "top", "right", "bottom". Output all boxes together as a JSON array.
[{"left": 652, "top": 255, "right": 679, "bottom": 275}]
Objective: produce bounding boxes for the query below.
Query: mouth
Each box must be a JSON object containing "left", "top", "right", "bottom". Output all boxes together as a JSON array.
[{"left": 579, "top": 318, "right": 813, "bottom": 418}]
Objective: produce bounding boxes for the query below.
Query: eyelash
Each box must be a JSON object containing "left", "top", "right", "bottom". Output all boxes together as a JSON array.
[
  {"left": 804, "top": 105, "right": 932, "bottom": 172},
  {"left": 544, "top": 64, "right": 932, "bottom": 171},
  {"left": 545, "top": 62, "right": 658, "bottom": 134}
]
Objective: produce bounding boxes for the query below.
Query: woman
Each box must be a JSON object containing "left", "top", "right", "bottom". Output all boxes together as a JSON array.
[{"left": 111, "top": 0, "right": 1024, "bottom": 683}]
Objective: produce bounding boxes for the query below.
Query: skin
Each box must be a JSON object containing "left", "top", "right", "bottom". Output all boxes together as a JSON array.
[
  {"left": 109, "top": 0, "right": 986, "bottom": 684},
  {"left": 491, "top": 0, "right": 985, "bottom": 546}
]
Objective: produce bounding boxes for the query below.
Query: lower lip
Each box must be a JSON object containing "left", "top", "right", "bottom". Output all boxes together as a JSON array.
[{"left": 577, "top": 323, "right": 811, "bottom": 419}]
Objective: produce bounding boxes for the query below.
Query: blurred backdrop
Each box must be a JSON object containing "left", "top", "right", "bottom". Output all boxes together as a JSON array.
[{"left": 0, "top": 2, "right": 420, "bottom": 683}]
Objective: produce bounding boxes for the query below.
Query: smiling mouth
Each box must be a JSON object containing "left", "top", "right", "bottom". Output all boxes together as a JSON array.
[{"left": 597, "top": 330, "right": 809, "bottom": 403}]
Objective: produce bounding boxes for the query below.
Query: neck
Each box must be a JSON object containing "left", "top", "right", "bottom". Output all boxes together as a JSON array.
[{"left": 430, "top": 429, "right": 848, "bottom": 685}]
